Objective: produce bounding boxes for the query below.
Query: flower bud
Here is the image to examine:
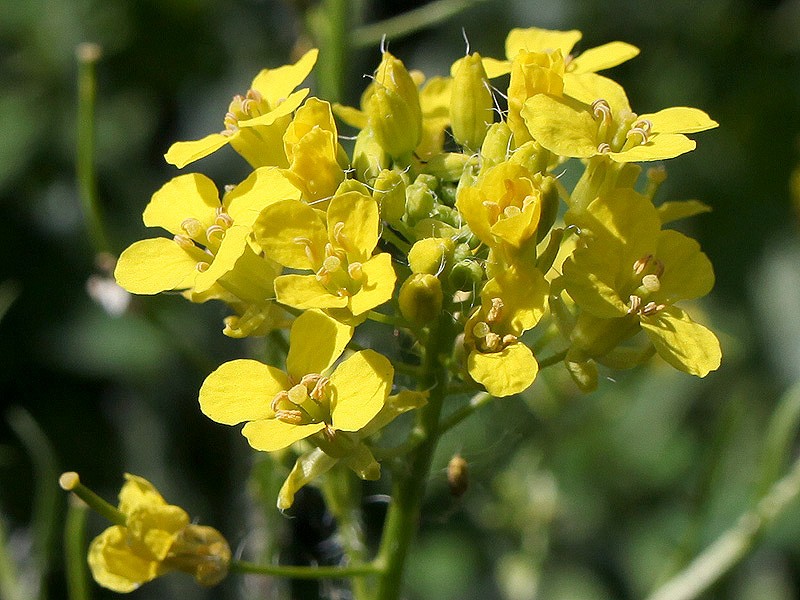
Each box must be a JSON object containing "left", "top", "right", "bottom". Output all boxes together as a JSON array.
[
  {"left": 408, "top": 237, "right": 455, "bottom": 274},
  {"left": 352, "top": 128, "right": 389, "bottom": 183},
  {"left": 450, "top": 53, "right": 494, "bottom": 151},
  {"left": 399, "top": 273, "right": 443, "bottom": 325},
  {"left": 373, "top": 169, "right": 407, "bottom": 222},
  {"left": 447, "top": 454, "right": 469, "bottom": 497},
  {"left": 481, "top": 122, "right": 513, "bottom": 166},
  {"left": 365, "top": 52, "right": 422, "bottom": 161},
  {"left": 165, "top": 524, "right": 232, "bottom": 587},
  {"left": 448, "top": 259, "right": 484, "bottom": 291},
  {"left": 405, "top": 180, "right": 436, "bottom": 223}
]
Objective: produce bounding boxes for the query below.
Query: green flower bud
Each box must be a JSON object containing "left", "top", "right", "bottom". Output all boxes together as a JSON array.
[
  {"left": 480, "top": 121, "right": 513, "bottom": 166},
  {"left": 352, "top": 128, "right": 389, "bottom": 183},
  {"left": 405, "top": 180, "right": 436, "bottom": 223},
  {"left": 423, "top": 152, "right": 471, "bottom": 182},
  {"left": 450, "top": 53, "right": 493, "bottom": 151},
  {"left": 399, "top": 273, "right": 443, "bottom": 325},
  {"left": 408, "top": 237, "right": 455, "bottom": 274},
  {"left": 373, "top": 169, "right": 407, "bottom": 223},
  {"left": 448, "top": 258, "right": 484, "bottom": 291},
  {"left": 365, "top": 52, "right": 422, "bottom": 161}
]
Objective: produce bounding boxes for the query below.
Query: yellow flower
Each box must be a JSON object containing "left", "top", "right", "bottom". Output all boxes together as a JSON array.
[
  {"left": 562, "top": 190, "right": 721, "bottom": 376},
  {"left": 199, "top": 309, "right": 393, "bottom": 454},
  {"left": 464, "top": 267, "right": 547, "bottom": 396},
  {"left": 114, "top": 168, "right": 299, "bottom": 335},
  {"left": 253, "top": 190, "right": 396, "bottom": 319},
  {"left": 522, "top": 80, "right": 718, "bottom": 163},
  {"left": 281, "top": 97, "right": 347, "bottom": 202},
  {"left": 87, "top": 474, "right": 230, "bottom": 592},
  {"left": 164, "top": 49, "right": 318, "bottom": 169}
]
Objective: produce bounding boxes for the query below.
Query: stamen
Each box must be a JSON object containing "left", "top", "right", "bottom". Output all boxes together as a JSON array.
[
  {"left": 503, "top": 205, "right": 522, "bottom": 218},
  {"left": 591, "top": 99, "right": 612, "bottom": 123},
  {"left": 482, "top": 332, "right": 502, "bottom": 352},
  {"left": 323, "top": 424, "right": 337, "bottom": 442},
  {"left": 641, "top": 301, "right": 665, "bottom": 316},
  {"left": 332, "top": 221, "right": 349, "bottom": 251},
  {"left": 206, "top": 225, "right": 225, "bottom": 244},
  {"left": 215, "top": 212, "right": 233, "bottom": 228},
  {"left": 486, "top": 297, "right": 504, "bottom": 323},
  {"left": 275, "top": 409, "right": 304, "bottom": 425},
  {"left": 310, "top": 377, "right": 330, "bottom": 401},
  {"left": 597, "top": 142, "right": 612, "bottom": 154},
  {"left": 627, "top": 295, "right": 642, "bottom": 314},
  {"left": 293, "top": 236, "right": 316, "bottom": 265},
  {"left": 196, "top": 261, "right": 210, "bottom": 273},
  {"left": 348, "top": 262, "right": 364, "bottom": 281},
  {"left": 481, "top": 200, "right": 501, "bottom": 223},
  {"left": 271, "top": 390, "right": 290, "bottom": 412},
  {"left": 633, "top": 255, "right": 653, "bottom": 275},
  {"left": 173, "top": 234, "right": 196, "bottom": 250},
  {"left": 626, "top": 125, "right": 650, "bottom": 145},
  {"left": 501, "top": 334, "right": 518, "bottom": 347}
]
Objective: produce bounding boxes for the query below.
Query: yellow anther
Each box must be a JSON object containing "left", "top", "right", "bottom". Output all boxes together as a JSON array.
[
  {"left": 215, "top": 212, "right": 233, "bottom": 228},
  {"left": 348, "top": 262, "right": 364, "bottom": 281},
  {"left": 482, "top": 332, "right": 502, "bottom": 352},
  {"left": 501, "top": 334, "right": 518, "bottom": 347},
  {"left": 206, "top": 225, "right": 225, "bottom": 244},
  {"left": 173, "top": 234, "right": 196, "bottom": 250},
  {"left": 310, "top": 377, "right": 330, "bottom": 401},
  {"left": 271, "top": 390, "right": 289, "bottom": 412},
  {"left": 597, "top": 142, "right": 612, "bottom": 154},
  {"left": 503, "top": 205, "right": 522, "bottom": 218},
  {"left": 591, "top": 99, "right": 612, "bottom": 123},
  {"left": 633, "top": 254, "right": 653, "bottom": 275},
  {"left": 275, "top": 409, "right": 304, "bottom": 425},
  {"left": 486, "top": 297, "right": 504, "bottom": 323},
  {"left": 481, "top": 200, "right": 501, "bottom": 223},
  {"left": 196, "top": 261, "right": 210, "bottom": 273},
  {"left": 627, "top": 294, "right": 642, "bottom": 314},
  {"left": 641, "top": 301, "right": 665, "bottom": 316}
]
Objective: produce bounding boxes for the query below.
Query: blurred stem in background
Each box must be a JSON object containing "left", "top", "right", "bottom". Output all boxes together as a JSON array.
[{"left": 76, "top": 43, "right": 111, "bottom": 257}]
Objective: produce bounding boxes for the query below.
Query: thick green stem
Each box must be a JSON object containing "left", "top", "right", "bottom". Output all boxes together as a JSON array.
[
  {"left": 306, "top": 0, "right": 352, "bottom": 103},
  {"left": 373, "top": 316, "right": 451, "bottom": 600},
  {"left": 64, "top": 497, "right": 91, "bottom": 600},
  {"left": 230, "top": 560, "right": 380, "bottom": 578}
]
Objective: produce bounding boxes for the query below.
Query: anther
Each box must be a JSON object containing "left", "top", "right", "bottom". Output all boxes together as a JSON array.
[
  {"left": 275, "top": 410, "right": 304, "bottom": 425},
  {"left": 348, "top": 262, "right": 364, "bottom": 281},
  {"left": 196, "top": 261, "right": 210, "bottom": 273},
  {"left": 310, "top": 377, "right": 330, "bottom": 401},
  {"left": 597, "top": 142, "right": 612, "bottom": 154},
  {"left": 271, "top": 390, "right": 290, "bottom": 412},
  {"left": 626, "top": 125, "right": 650, "bottom": 145},
  {"left": 591, "top": 99, "right": 612, "bottom": 123},
  {"left": 206, "top": 225, "right": 225, "bottom": 244},
  {"left": 641, "top": 301, "right": 665, "bottom": 316},
  {"left": 633, "top": 255, "right": 653, "bottom": 275},
  {"left": 503, "top": 205, "right": 522, "bottom": 218},
  {"left": 215, "top": 212, "right": 233, "bottom": 228},
  {"left": 486, "top": 297, "right": 504, "bottom": 323},
  {"left": 173, "top": 234, "right": 196, "bottom": 251},
  {"left": 627, "top": 295, "right": 642, "bottom": 314},
  {"left": 501, "top": 334, "right": 517, "bottom": 347}
]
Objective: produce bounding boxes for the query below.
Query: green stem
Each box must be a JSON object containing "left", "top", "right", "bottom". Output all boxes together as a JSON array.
[
  {"left": 373, "top": 315, "right": 451, "bottom": 600},
  {"left": 0, "top": 518, "right": 22, "bottom": 600},
  {"left": 230, "top": 560, "right": 380, "bottom": 579},
  {"left": 64, "top": 497, "right": 91, "bottom": 600},
  {"left": 439, "top": 391, "right": 492, "bottom": 434},
  {"left": 58, "top": 473, "right": 126, "bottom": 527},
  {"left": 75, "top": 43, "right": 111, "bottom": 255},
  {"left": 644, "top": 451, "right": 800, "bottom": 600},
  {"left": 306, "top": 0, "right": 352, "bottom": 103}
]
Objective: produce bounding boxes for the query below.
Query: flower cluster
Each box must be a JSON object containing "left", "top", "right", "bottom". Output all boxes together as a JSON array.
[{"left": 111, "top": 25, "right": 721, "bottom": 581}]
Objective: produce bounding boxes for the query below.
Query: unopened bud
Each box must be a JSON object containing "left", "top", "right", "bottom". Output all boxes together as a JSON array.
[
  {"left": 373, "top": 169, "right": 407, "bottom": 222},
  {"left": 405, "top": 181, "right": 436, "bottom": 223},
  {"left": 164, "top": 524, "right": 231, "bottom": 587},
  {"left": 365, "top": 52, "right": 422, "bottom": 161},
  {"left": 449, "top": 259, "right": 484, "bottom": 291},
  {"left": 399, "top": 273, "right": 443, "bottom": 325},
  {"left": 451, "top": 53, "right": 493, "bottom": 151},
  {"left": 408, "top": 237, "right": 455, "bottom": 274},
  {"left": 447, "top": 454, "right": 469, "bottom": 497}
]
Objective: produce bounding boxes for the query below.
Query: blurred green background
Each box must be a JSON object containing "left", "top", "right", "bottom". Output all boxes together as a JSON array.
[{"left": 3, "top": 0, "right": 800, "bottom": 598}]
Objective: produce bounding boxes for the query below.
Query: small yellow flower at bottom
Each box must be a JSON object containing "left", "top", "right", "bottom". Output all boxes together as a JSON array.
[{"left": 69, "top": 473, "right": 230, "bottom": 593}]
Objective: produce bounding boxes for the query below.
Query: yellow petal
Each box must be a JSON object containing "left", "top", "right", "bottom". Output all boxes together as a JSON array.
[
  {"left": 114, "top": 238, "right": 201, "bottom": 295},
  {"left": 286, "top": 309, "right": 353, "bottom": 379},
  {"left": 88, "top": 526, "right": 160, "bottom": 592},
  {"left": 569, "top": 41, "right": 639, "bottom": 73},
  {"left": 283, "top": 127, "right": 344, "bottom": 201},
  {"left": 332, "top": 103, "right": 367, "bottom": 129},
  {"left": 657, "top": 200, "right": 712, "bottom": 225},
  {"left": 224, "top": 167, "right": 300, "bottom": 227},
  {"left": 609, "top": 133, "right": 696, "bottom": 163},
  {"left": 199, "top": 359, "right": 289, "bottom": 425},
  {"left": 126, "top": 505, "right": 189, "bottom": 559},
  {"left": 522, "top": 95, "right": 598, "bottom": 159},
  {"left": 505, "top": 27, "right": 582, "bottom": 58},
  {"left": 254, "top": 199, "right": 328, "bottom": 269},
  {"left": 348, "top": 253, "right": 397, "bottom": 316},
  {"left": 164, "top": 133, "right": 231, "bottom": 169},
  {"left": 327, "top": 192, "right": 380, "bottom": 261},
  {"left": 143, "top": 173, "right": 220, "bottom": 235},
  {"left": 251, "top": 48, "right": 318, "bottom": 106},
  {"left": 655, "top": 230, "right": 715, "bottom": 302},
  {"left": 242, "top": 419, "right": 325, "bottom": 452},
  {"left": 330, "top": 350, "right": 392, "bottom": 432},
  {"left": 274, "top": 274, "right": 349, "bottom": 310},
  {"left": 641, "top": 306, "right": 721, "bottom": 377},
  {"left": 237, "top": 88, "right": 310, "bottom": 129},
  {"left": 468, "top": 344, "right": 538, "bottom": 397},
  {"left": 278, "top": 448, "right": 338, "bottom": 510},
  {"left": 562, "top": 248, "right": 628, "bottom": 318},
  {"left": 118, "top": 474, "right": 167, "bottom": 514},
  {"left": 641, "top": 106, "right": 718, "bottom": 134}
]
